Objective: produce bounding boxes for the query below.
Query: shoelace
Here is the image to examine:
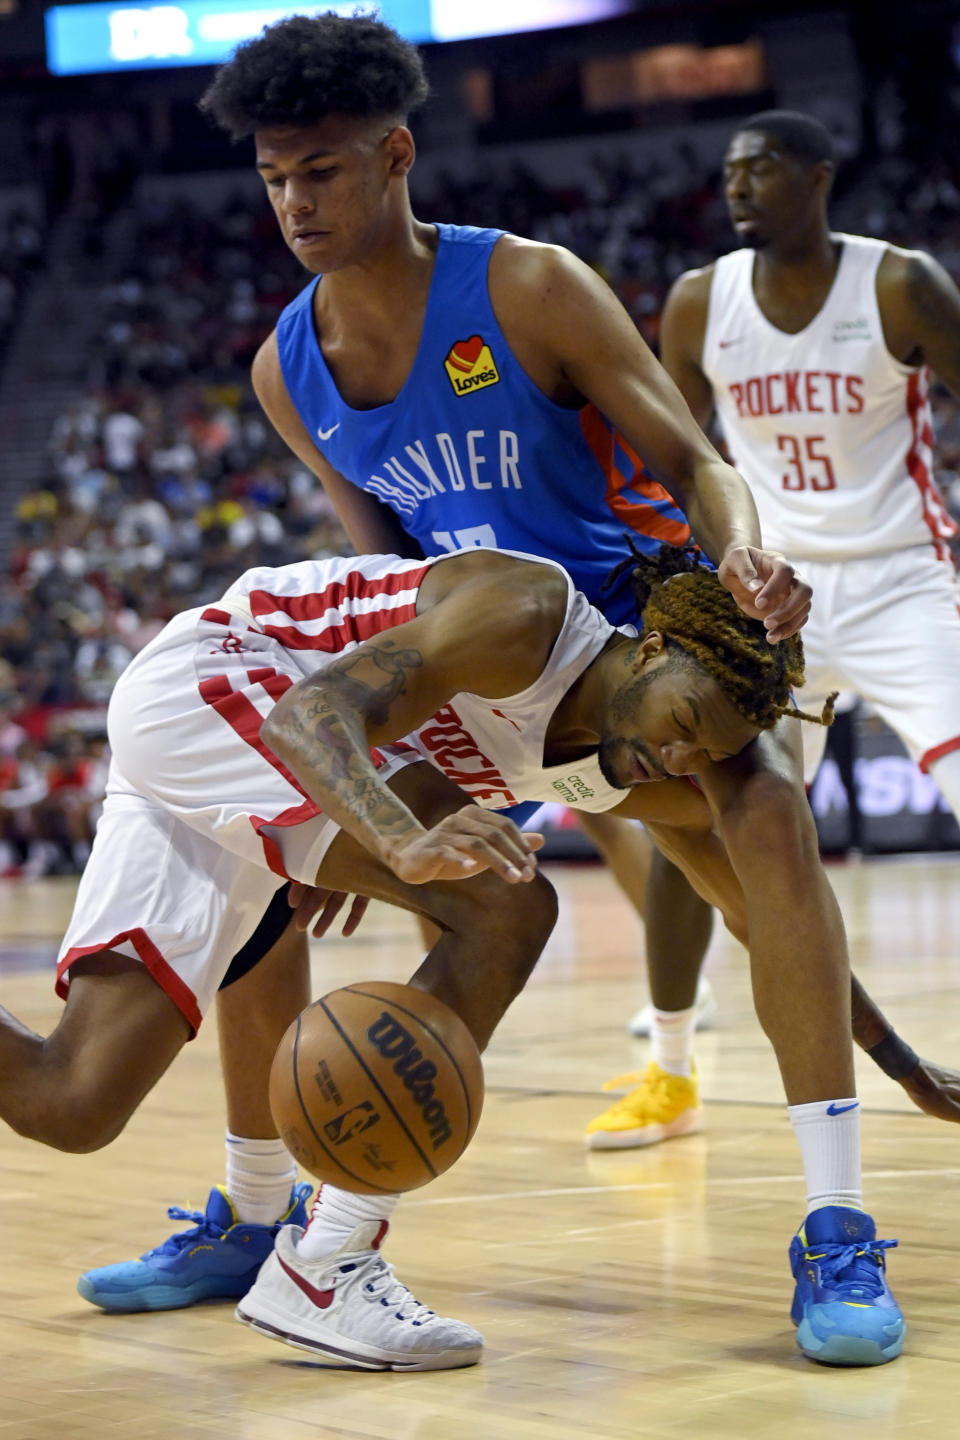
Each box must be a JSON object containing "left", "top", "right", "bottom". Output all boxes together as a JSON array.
[
  {"left": 143, "top": 1205, "right": 225, "bottom": 1259},
  {"left": 144, "top": 1187, "right": 308, "bottom": 1260},
  {"left": 804, "top": 1238, "right": 898, "bottom": 1300},
  {"left": 601, "top": 1068, "right": 690, "bottom": 1119},
  {"left": 355, "top": 1254, "right": 437, "bottom": 1324}
]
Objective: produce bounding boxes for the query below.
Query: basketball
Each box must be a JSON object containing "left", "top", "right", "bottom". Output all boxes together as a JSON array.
[{"left": 269, "top": 981, "right": 485, "bottom": 1195}]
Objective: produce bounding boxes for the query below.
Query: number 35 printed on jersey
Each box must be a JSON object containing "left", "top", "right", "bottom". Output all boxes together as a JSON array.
[{"left": 777, "top": 433, "right": 837, "bottom": 491}]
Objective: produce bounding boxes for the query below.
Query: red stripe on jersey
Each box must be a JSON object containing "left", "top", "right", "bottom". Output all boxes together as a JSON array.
[
  {"left": 198, "top": 672, "right": 313, "bottom": 804},
  {"left": 919, "top": 734, "right": 960, "bottom": 773},
  {"left": 250, "top": 799, "right": 326, "bottom": 878},
  {"left": 579, "top": 405, "right": 691, "bottom": 546},
  {"left": 56, "top": 929, "right": 202, "bottom": 1036},
  {"left": 250, "top": 564, "right": 431, "bottom": 624},
  {"left": 906, "top": 371, "right": 958, "bottom": 561},
  {"left": 198, "top": 671, "right": 323, "bottom": 877},
  {"left": 258, "top": 604, "right": 419, "bottom": 652}
]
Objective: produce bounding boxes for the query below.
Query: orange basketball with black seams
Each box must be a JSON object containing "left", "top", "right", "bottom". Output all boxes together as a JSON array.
[{"left": 269, "top": 981, "right": 484, "bottom": 1195}]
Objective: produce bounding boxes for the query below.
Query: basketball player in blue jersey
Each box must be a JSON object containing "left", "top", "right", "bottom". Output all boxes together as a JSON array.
[{"left": 78, "top": 15, "right": 958, "bottom": 1363}]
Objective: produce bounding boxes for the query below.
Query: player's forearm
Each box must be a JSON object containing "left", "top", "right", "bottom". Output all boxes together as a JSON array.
[
  {"left": 262, "top": 681, "right": 425, "bottom": 866},
  {"left": 327, "top": 482, "right": 423, "bottom": 559},
  {"left": 850, "top": 973, "right": 921, "bottom": 1077},
  {"left": 850, "top": 973, "right": 891, "bottom": 1050},
  {"left": 681, "top": 457, "right": 763, "bottom": 562}
]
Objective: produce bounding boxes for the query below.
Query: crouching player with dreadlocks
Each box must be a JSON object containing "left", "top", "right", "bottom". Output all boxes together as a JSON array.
[{"left": 1, "top": 542, "right": 903, "bottom": 1368}]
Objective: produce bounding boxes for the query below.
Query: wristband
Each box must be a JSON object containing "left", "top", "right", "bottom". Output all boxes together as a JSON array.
[{"left": 867, "top": 1030, "right": 919, "bottom": 1081}]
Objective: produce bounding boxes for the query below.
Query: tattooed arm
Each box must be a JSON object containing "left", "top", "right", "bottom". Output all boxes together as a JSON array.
[
  {"left": 260, "top": 556, "right": 563, "bottom": 884},
  {"left": 264, "top": 639, "right": 434, "bottom": 868}
]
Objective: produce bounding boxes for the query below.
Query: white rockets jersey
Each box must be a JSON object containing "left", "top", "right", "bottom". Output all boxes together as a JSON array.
[
  {"left": 702, "top": 233, "right": 958, "bottom": 562},
  {"left": 216, "top": 549, "right": 630, "bottom": 815}
]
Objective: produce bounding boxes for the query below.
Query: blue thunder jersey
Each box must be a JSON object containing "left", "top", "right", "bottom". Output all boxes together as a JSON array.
[{"left": 276, "top": 222, "right": 694, "bottom": 625}]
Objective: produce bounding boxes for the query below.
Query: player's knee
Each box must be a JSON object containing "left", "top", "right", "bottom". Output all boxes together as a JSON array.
[
  {"left": 512, "top": 870, "right": 558, "bottom": 954},
  {"left": 508, "top": 869, "right": 557, "bottom": 939},
  {"left": 457, "top": 870, "right": 557, "bottom": 970},
  {"left": 50, "top": 1111, "right": 129, "bottom": 1154},
  {"left": 14, "top": 1088, "right": 132, "bottom": 1153}
]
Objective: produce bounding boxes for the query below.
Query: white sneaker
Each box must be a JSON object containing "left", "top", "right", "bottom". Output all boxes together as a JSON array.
[
  {"left": 627, "top": 977, "right": 717, "bottom": 1038},
  {"left": 236, "top": 1222, "right": 483, "bottom": 1371}
]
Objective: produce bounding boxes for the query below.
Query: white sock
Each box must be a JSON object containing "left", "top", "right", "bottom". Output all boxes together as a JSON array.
[
  {"left": 650, "top": 1006, "right": 697, "bottom": 1077},
  {"left": 296, "top": 1184, "right": 400, "bottom": 1261},
  {"left": 224, "top": 1132, "right": 297, "bottom": 1226},
  {"left": 788, "top": 1099, "right": 863, "bottom": 1216}
]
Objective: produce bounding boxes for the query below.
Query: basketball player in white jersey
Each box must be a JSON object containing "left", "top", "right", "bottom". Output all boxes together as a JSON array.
[
  {"left": 0, "top": 543, "right": 909, "bottom": 1366},
  {"left": 589, "top": 109, "right": 960, "bottom": 1146}
]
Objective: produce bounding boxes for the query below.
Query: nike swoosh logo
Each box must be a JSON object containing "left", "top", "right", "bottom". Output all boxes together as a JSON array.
[
  {"left": 277, "top": 1251, "right": 336, "bottom": 1309},
  {"left": 826, "top": 1101, "right": 860, "bottom": 1116},
  {"left": 317, "top": 423, "right": 340, "bottom": 441},
  {"left": 718, "top": 337, "right": 745, "bottom": 349}
]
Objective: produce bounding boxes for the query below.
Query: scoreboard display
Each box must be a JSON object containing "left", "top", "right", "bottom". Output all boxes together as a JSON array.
[{"left": 45, "top": 0, "right": 633, "bottom": 74}]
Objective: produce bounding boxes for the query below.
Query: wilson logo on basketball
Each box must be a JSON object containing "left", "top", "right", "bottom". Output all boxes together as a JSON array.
[
  {"left": 443, "top": 334, "right": 500, "bottom": 395},
  {"left": 367, "top": 1012, "right": 454, "bottom": 1149}
]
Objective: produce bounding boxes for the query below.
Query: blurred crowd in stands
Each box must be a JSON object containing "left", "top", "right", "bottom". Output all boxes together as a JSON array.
[
  {"left": 0, "top": 208, "right": 42, "bottom": 365},
  {"left": 2, "top": 135, "right": 960, "bottom": 873}
]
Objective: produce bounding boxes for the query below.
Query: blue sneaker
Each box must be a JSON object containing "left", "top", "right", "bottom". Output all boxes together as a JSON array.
[
  {"left": 789, "top": 1206, "right": 905, "bottom": 1365},
  {"left": 77, "top": 1182, "right": 313, "bottom": 1313}
]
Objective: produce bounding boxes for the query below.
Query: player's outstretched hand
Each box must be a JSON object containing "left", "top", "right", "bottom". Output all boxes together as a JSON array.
[
  {"left": 287, "top": 881, "right": 370, "bottom": 939},
  {"left": 718, "top": 544, "right": 812, "bottom": 643},
  {"left": 386, "top": 806, "right": 545, "bottom": 886},
  {"left": 897, "top": 1057, "right": 960, "bottom": 1124}
]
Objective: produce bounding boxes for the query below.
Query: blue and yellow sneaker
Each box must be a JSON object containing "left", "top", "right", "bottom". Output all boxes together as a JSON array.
[
  {"left": 77, "top": 1182, "right": 312, "bottom": 1313},
  {"left": 789, "top": 1206, "right": 905, "bottom": 1365}
]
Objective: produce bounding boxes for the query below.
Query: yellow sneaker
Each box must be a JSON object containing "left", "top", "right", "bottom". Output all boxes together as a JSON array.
[{"left": 584, "top": 1061, "right": 703, "bottom": 1150}]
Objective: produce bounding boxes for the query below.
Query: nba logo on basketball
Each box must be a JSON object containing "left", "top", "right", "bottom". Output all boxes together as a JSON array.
[
  {"left": 443, "top": 335, "right": 500, "bottom": 394},
  {"left": 324, "top": 1100, "right": 380, "bottom": 1145}
]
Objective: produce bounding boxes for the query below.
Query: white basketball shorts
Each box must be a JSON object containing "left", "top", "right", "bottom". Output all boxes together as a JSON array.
[
  {"left": 56, "top": 605, "right": 420, "bottom": 1033},
  {"left": 795, "top": 546, "right": 960, "bottom": 778}
]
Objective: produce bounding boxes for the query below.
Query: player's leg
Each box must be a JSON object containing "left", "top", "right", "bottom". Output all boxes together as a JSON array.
[
  {"left": 216, "top": 891, "right": 310, "bottom": 1139},
  {"left": 580, "top": 758, "right": 902, "bottom": 1363},
  {"left": 585, "top": 844, "right": 714, "bottom": 1151},
  {"left": 0, "top": 771, "right": 281, "bottom": 1151},
  {"left": 695, "top": 720, "right": 902, "bottom": 1365},
  {"left": 0, "top": 950, "right": 191, "bottom": 1151},
  {"left": 78, "top": 895, "right": 315, "bottom": 1313},
  {"left": 701, "top": 722, "right": 852, "bottom": 1096},
  {"left": 65, "top": 617, "right": 339, "bottom": 1313},
  {"left": 238, "top": 760, "right": 558, "bottom": 1371}
]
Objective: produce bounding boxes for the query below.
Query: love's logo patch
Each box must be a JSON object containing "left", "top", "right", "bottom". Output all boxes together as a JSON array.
[{"left": 443, "top": 335, "right": 500, "bottom": 395}]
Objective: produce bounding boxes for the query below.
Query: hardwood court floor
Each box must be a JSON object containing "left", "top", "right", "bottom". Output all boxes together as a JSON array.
[{"left": 1, "top": 855, "right": 958, "bottom": 1439}]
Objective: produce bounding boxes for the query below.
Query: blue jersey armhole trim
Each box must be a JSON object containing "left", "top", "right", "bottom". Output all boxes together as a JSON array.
[{"left": 276, "top": 275, "right": 322, "bottom": 400}]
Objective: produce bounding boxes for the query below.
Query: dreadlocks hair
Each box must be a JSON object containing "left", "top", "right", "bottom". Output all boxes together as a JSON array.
[
  {"left": 199, "top": 13, "right": 430, "bottom": 141},
  {"left": 604, "top": 541, "right": 834, "bottom": 731}
]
